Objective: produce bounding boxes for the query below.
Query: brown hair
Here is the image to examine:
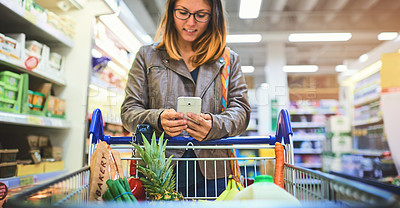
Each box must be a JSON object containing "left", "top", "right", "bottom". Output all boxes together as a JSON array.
[{"left": 155, "top": 0, "right": 227, "bottom": 68}]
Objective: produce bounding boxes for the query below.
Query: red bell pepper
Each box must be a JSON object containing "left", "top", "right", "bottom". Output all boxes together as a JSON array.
[
  {"left": 128, "top": 177, "right": 146, "bottom": 201},
  {"left": 130, "top": 160, "right": 137, "bottom": 176}
]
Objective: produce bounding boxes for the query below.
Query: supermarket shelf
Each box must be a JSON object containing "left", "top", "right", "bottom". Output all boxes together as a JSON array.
[
  {"left": 94, "top": 39, "right": 132, "bottom": 70},
  {"left": 352, "top": 117, "right": 383, "bottom": 127},
  {"left": 294, "top": 149, "right": 323, "bottom": 154},
  {"left": 352, "top": 149, "right": 387, "bottom": 157},
  {"left": 0, "top": 0, "right": 73, "bottom": 47},
  {"left": 354, "top": 94, "right": 380, "bottom": 107},
  {"left": 0, "top": 111, "right": 70, "bottom": 129},
  {"left": 0, "top": 55, "right": 66, "bottom": 86},
  {"left": 291, "top": 122, "right": 326, "bottom": 128},
  {"left": 89, "top": 75, "right": 125, "bottom": 96},
  {"left": 297, "top": 163, "right": 322, "bottom": 168},
  {"left": 0, "top": 170, "right": 67, "bottom": 189},
  {"left": 290, "top": 109, "right": 337, "bottom": 115},
  {"left": 292, "top": 134, "right": 325, "bottom": 141}
]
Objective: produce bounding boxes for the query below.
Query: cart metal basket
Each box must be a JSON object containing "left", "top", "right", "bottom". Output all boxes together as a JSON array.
[{"left": 7, "top": 109, "right": 400, "bottom": 207}]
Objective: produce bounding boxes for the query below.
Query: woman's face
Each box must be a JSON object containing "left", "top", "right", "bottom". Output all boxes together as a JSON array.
[{"left": 173, "top": 0, "right": 211, "bottom": 47}]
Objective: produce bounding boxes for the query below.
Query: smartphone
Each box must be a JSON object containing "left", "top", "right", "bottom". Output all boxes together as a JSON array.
[{"left": 177, "top": 97, "right": 202, "bottom": 123}]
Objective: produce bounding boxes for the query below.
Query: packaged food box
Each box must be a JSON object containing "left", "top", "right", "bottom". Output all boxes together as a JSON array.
[
  {"left": 46, "top": 95, "right": 57, "bottom": 114},
  {"left": 43, "top": 146, "right": 62, "bottom": 161},
  {"left": 56, "top": 98, "right": 66, "bottom": 115},
  {"left": 3, "top": 36, "right": 17, "bottom": 55},
  {"left": 0, "top": 162, "right": 17, "bottom": 178},
  {"left": 0, "top": 81, "right": 5, "bottom": 98},
  {"left": 0, "top": 71, "right": 20, "bottom": 88},
  {"left": 0, "top": 33, "right": 4, "bottom": 48},
  {"left": 25, "top": 40, "right": 43, "bottom": 57},
  {"left": 26, "top": 134, "right": 39, "bottom": 150},
  {"left": 4, "top": 85, "right": 18, "bottom": 101},
  {"left": 0, "top": 149, "right": 19, "bottom": 163},
  {"left": 49, "top": 52, "right": 62, "bottom": 69},
  {"left": 38, "top": 135, "right": 49, "bottom": 147},
  {"left": 30, "top": 91, "right": 45, "bottom": 111}
]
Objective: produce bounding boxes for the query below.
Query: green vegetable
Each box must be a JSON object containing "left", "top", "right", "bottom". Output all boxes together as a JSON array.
[{"left": 102, "top": 178, "right": 138, "bottom": 203}]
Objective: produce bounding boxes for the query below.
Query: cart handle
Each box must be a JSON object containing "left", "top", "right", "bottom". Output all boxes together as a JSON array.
[
  {"left": 89, "top": 108, "right": 292, "bottom": 145},
  {"left": 275, "top": 109, "right": 293, "bottom": 144},
  {"left": 88, "top": 108, "right": 105, "bottom": 144}
]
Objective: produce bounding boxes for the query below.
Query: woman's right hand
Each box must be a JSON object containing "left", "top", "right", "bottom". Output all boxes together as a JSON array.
[{"left": 160, "top": 109, "right": 187, "bottom": 137}]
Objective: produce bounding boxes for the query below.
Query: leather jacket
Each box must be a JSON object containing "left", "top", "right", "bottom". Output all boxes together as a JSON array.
[{"left": 121, "top": 44, "right": 251, "bottom": 179}]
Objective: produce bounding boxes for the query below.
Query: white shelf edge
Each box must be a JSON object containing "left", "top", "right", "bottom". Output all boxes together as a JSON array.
[
  {"left": 296, "top": 163, "right": 322, "bottom": 168},
  {"left": 291, "top": 122, "right": 326, "bottom": 128},
  {"left": 95, "top": 39, "right": 132, "bottom": 70},
  {"left": 352, "top": 117, "right": 383, "bottom": 126},
  {"left": 89, "top": 75, "right": 125, "bottom": 96},
  {"left": 292, "top": 134, "right": 325, "bottom": 141},
  {"left": 0, "top": 170, "right": 67, "bottom": 189},
  {"left": 0, "top": 111, "right": 70, "bottom": 129},
  {"left": 0, "top": 0, "right": 73, "bottom": 48},
  {"left": 0, "top": 53, "right": 66, "bottom": 86},
  {"left": 294, "top": 149, "right": 323, "bottom": 154}
]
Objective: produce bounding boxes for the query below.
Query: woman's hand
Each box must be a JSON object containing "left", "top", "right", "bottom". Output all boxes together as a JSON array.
[
  {"left": 185, "top": 113, "right": 212, "bottom": 141},
  {"left": 160, "top": 109, "right": 187, "bottom": 137}
]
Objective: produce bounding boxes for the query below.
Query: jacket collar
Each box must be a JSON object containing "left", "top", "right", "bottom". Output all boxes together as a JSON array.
[{"left": 160, "top": 49, "right": 225, "bottom": 97}]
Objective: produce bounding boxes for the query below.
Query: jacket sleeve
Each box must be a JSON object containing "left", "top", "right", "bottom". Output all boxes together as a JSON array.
[
  {"left": 204, "top": 51, "right": 251, "bottom": 140},
  {"left": 120, "top": 46, "right": 165, "bottom": 133}
]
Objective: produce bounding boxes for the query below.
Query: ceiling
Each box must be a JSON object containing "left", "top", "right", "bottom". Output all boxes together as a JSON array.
[{"left": 125, "top": 0, "right": 400, "bottom": 80}]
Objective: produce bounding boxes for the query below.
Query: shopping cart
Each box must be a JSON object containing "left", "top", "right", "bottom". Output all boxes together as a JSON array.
[{"left": 7, "top": 109, "right": 400, "bottom": 207}]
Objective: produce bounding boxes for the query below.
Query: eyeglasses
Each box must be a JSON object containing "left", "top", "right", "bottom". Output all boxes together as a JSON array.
[{"left": 173, "top": 9, "right": 211, "bottom": 23}]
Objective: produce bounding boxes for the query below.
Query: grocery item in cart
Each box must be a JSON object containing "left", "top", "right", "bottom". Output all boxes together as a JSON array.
[
  {"left": 131, "top": 132, "right": 184, "bottom": 201},
  {"left": 234, "top": 175, "right": 301, "bottom": 206},
  {"left": 88, "top": 141, "right": 124, "bottom": 201}
]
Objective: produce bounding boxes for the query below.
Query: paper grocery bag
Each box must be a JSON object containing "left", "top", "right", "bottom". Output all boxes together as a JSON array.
[{"left": 89, "top": 141, "right": 110, "bottom": 201}]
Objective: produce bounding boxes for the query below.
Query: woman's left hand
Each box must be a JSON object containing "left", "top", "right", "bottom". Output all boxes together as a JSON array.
[{"left": 185, "top": 113, "right": 212, "bottom": 141}]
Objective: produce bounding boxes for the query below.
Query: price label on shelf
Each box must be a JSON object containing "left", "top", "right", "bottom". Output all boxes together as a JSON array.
[
  {"left": 20, "top": 176, "right": 34, "bottom": 186},
  {"left": 27, "top": 116, "right": 43, "bottom": 125}
]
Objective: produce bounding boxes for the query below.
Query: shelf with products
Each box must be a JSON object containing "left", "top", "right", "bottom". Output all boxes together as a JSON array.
[
  {"left": 0, "top": 0, "right": 111, "bottom": 184},
  {"left": 0, "top": 0, "right": 73, "bottom": 47}
]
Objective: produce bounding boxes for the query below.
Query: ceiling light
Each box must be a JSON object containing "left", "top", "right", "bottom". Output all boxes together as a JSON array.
[
  {"left": 107, "top": 61, "right": 127, "bottom": 76},
  {"left": 239, "top": 0, "right": 262, "bottom": 19},
  {"left": 242, "top": 66, "right": 255, "bottom": 73},
  {"left": 288, "top": 33, "right": 352, "bottom": 42},
  {"left": 282, "top": 65, "right": 319, "bottom": 73},
  {"left": 377, "top": 32, "right": 399, "bottom": 40},
  {"left": 227, "top": 34, "right": 262, "bottom": 43},
  {"left": 359, "top": 54, "right": 369, "bottom": 63},
  {"left": 335, "top": 65, "right": 347, "bottom": 72}
]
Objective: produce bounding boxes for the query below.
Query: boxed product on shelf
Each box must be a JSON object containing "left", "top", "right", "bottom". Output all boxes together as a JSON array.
[
  {"left": 1, "top": 33, "right": 25, "bottom": 60},
  {"left": 25, "top": 40, "right": 43, "bottom": 58},
  {"left": 49, "top": 52, "right": 62, "bottom": 70},
  {"left": 38, "top": 135, "right": 49, "bottom": 148},
  {"left": 0, "top": 162, "right": 17, "bottom": 178},
  {"left": 0, "top": 149, "right": 19, "bottom": 163},
  {"left": 0, "top": 71, "right": 25, "bottom": 113},
  {"left": 43, "top": 160, "right": 64, "bottom": 172},
  {"left": 326, "top": 115, "right": 351, "bottom": 134},
  {"left": 42, "top": 146, "right": 62, "bottom": 161},
  {"left": 26, "top": 134, "right": 39, "bottom": 150},
  {"left": 16, "top": 162, "right": 44, "bottom": 176},
  {"left": 0, "top": 71, "right": 20, "bottom": 89}
]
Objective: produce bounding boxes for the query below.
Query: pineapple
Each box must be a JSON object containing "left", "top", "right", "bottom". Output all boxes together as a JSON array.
[{"left": 131, "top": 132, "right": 184, "bottom": 201}]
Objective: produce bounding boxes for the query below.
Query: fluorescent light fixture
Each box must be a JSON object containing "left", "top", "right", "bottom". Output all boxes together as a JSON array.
[
  {"left": 99, "top": 14, "right": 142, "bottom": 53},
  {"left": 242, "top": 66, "right": 255, "bottom": 73},
  {"left": 91, "top": 49, "right": 102, "bottom": 58},
  {"left": 288, "top": 33, "right": 352, "bottom": 42},
  {"left": 227, "top": 34, "right": 262, "bottom": 43},
  {"left": 335, "top": 65, "right": 347, "bottom": 72},
  {"left": 377, "top": 32, "right": 399, "bottom": 40},
  {"left": 283, "top": 65, "right": 319, "bottom": 73},
  {"left": 359, "top": 54, "right": 369, "bottom": 63},
  {"left": 239, "top": 0, "right": 262, "bottom": 19},
  {"left": 107, "top": 61, "right": 127, "bottom": 76}
]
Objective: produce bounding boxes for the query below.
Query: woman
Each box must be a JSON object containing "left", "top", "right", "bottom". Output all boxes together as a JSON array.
[{"left": 121, "top": 0, "right": 250, "bottom": 197}]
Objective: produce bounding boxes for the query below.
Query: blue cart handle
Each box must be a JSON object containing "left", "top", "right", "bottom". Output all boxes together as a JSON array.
[{"left": 89, "top": 108, "right": 292, "bottom": 145}]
